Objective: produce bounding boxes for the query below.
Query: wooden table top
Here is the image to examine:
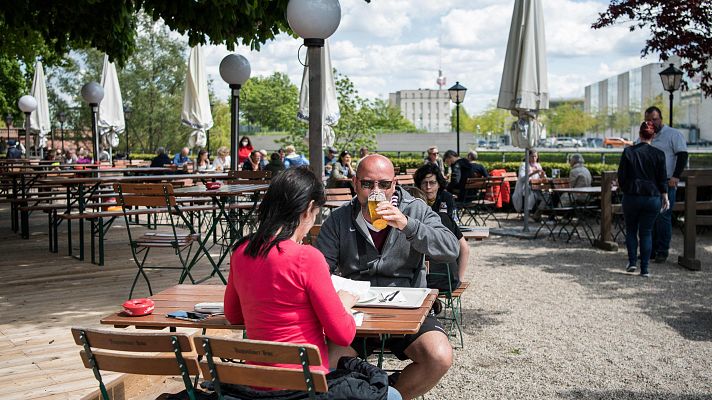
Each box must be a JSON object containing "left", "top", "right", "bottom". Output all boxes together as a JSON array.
[
  {"left": 461, "top": 226, "right": 489, "bottom": 240},
  {"left": 37, "top": 173, "right": 229, "bottom": 185},
  {"left": 101, "top": 284, "right": 437, "bottom": 336},
  {"left": 551, "top": 186, "right": 603, "bottom": 194},
  {"left": 4, "top": 167, "right": 175, "bottom": 176},
  {"left": 173, "top": 183, "right": 269, "bottom": 197}
]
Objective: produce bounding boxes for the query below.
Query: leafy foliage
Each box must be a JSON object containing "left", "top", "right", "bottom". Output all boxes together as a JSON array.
[
  {"left": 541, "top": 102, "right": 595, "bottom": 136},
  {"left": 592, "top": 1, "right": 712, "bottom": 97},
  {"left": 240, "top": 73, "right": 299, "bottom": 132}
]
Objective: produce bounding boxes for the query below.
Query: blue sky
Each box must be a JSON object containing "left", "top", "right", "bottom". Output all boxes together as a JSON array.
[{"left": 203, "top": 0, "right": 658, "bottom": 115}]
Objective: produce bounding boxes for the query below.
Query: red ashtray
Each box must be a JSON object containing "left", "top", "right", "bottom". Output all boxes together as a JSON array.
[
  {"left": 122, "top": 298, "right": 155, "bottom": 316},
  {"left": 205, "top": 182, "right": 222, "bottom": 190}
]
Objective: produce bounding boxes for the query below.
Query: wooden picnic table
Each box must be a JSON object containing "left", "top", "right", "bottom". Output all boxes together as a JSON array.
[
  {"left": 101, "top": 284, "right": 437, "bottom": 336},
  {"left": 461, "top": 226, "right": 489, "bottom": 241}
]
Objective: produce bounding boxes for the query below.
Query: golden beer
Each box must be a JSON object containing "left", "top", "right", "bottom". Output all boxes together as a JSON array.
[{"left": 367, "top": 192, "right": 388, "bottom": 230}]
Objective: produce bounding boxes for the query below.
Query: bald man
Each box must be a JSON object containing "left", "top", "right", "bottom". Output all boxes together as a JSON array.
[{"left": 316, "top": 154, "right": 459, "bottom": 400}]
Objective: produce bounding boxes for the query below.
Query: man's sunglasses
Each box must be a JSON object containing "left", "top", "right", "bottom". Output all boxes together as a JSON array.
[{"left": 359, "top": 179, "right": 393, "bottom": 190}]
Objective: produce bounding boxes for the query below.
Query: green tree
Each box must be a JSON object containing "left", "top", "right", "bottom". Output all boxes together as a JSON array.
[
  {"left": 240, "top": 72, "right": 299, "bottom": 132},
  {"left": 371, "top": 98, "right": 416, "bottom": 133},
  {"left": 544, "top": 102, "right": 595, "bottom": 136},
  {"left": 471, "top": 105, "right": 511, "bottom": 136}
]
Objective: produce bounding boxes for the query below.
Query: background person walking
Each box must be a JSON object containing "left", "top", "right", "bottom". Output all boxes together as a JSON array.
[{"left": 618, "top": 121, "right": 669, "bottom": 277}]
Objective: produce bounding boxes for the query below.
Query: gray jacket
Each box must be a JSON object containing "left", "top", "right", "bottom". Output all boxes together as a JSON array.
[{"left": 315, "top": 186, "right": 460, "bottom": 288}]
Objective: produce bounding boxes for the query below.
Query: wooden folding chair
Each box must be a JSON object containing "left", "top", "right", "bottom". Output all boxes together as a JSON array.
[
  {"left": 71, "top": 327, "right": 200, "bottom": 400},
  {"left": 193, "top": 336, "right": 328, "bottom": 400},
  {"left": 396, "top": 174, "right": 415, "bottom": 187},
  {"left": 114, "top": 183, "right": 199, "bottom": 298}
]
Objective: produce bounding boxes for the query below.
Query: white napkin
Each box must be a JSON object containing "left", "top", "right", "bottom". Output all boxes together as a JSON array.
[
  {"left": 351, "top": 311, "right": 364, "bottom": 326},
  {"left": 331, "top": 275, "right": 370, "bottom": 299}
]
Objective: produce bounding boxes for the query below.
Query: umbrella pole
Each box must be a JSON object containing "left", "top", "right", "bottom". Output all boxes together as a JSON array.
[
  {"left": 306, "top": 42, "right": 324, "bottom": 223},
  {"left": 523, "top": 148, "right": 530, "bottom": 232}
]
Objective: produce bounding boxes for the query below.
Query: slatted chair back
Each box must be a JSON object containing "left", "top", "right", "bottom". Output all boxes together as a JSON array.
[
  {"left": 325, "top": 187, "right": 352, "bottom": 202},
  {"left": 405, "top": 168, "right": 417, "bottom": 175},
  {"left": 114, "top": 183, "right": 176, "bottom": 207},
  {"left": 71, "top": 327, "right": 199, "bottom": 400},
  {"left": 529, "top": 179, "right": 551, "bottom": 192},
  {"left": 303, "top": 224, "right": 322, "bottom": 245},
  {"left": 396, "top": 174, "right": 415, "bottom": 186},
  {"left": 461, "top": 177, "right": 487, "bottom": 202},
  {"left": 227, "top": 170, "right": 272, "bottom": 185},
  {"left": 193, "top": 336, "right": 328, "bottom": 400},
  {"left": 552, "top": 178, "right": 571, "bottom": 189}
]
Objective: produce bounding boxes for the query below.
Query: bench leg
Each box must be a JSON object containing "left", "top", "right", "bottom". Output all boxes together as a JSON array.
[{"left": 79, "top": 218, "right": 85, "bottom": 261}]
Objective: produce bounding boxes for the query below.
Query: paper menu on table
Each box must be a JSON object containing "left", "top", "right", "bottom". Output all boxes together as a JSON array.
[{"left": 331, "top": 275, "right": 370, "bottom": 299}]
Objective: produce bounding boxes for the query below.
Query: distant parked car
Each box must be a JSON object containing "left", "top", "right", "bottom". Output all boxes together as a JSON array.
[
  {"left": 586, "top": 137, "right": 603, "bottom": 148},
  {"left": 487, "top": 141, "right": 500, "bottom": 149},
  {"left": 477, "top": 139, "right": 487, "bottom": 148},
  {"left": 554, "top": 137, "right": 582, "bottom": 148},
  {"left": 603, "top": 137, "right": 633, "bottom": 148}
]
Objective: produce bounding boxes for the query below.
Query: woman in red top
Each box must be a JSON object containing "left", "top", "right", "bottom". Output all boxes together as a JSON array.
[
  {"left": 237, "top": 135, "right": 253, "bottom": 165},
  {"left": 225, "top": 167, "right": 357, "bottom": 373}
]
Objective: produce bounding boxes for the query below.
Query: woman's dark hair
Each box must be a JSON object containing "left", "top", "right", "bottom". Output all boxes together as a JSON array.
[
  {"left": 239, "top": 136, "right": 252, "bottom": 148},
  {"left": 270, "top": 152, "right": 280, "bottom": 161},
  {"left": 242, "top": 167, "right": 326, "bottom": 258},
  {"left": 339, "top": 150, "right": 350, "bottom": 164},
  {"left": 640, "top": 121, "right": 655, "bottom": 140},
  {"left": 414, "top": 163, "right": 448, "bottom": 190},
  {"left": 197, "top": 149, "right": 209, "bottom": 164}
]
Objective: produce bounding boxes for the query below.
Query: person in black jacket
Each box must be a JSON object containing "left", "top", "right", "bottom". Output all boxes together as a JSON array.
[
  {"left": 443, "top": 150, "right": 487, "bottom": 199},
  {"left": 149, "top": 147, "right": 172, "bottom": 169},
  {"left": 617, "top": 121, "right": 669, "bottom": 277}
]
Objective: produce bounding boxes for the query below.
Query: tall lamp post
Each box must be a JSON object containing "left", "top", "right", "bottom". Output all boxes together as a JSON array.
[
  {"left": 4, "top": 114, "right": 12, "bottom": 141},
  {"left": 18, "top": 95, "right": 37, "bottom": 159},
  {"left": 81, "top": 82, "right": 104, "bottom": 164},
  {"left": 123, "top": 105, "right": 132, "bottom": 157},
  {"left": 658, "top": 63, "right": 683, "bottom": 127},
  {"left": 57, "top": 112, "right": 66, "bottom": 152},
  {"left": 219, "top": 54, "right": 251, "bottom": 172},
  {"left": 448, "top": 82, "right": 467, "bottom": 155},
  {"left": 287, "top": 0, "right": 341, "bottom": 181}
]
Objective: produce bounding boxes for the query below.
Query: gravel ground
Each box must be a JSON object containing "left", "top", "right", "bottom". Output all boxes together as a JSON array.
[{"left": 422, "top": 223, "right": 712, "bottom": 400}]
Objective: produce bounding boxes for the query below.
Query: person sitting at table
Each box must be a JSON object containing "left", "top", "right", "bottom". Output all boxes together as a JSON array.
[
  {"left": 263, "top": 152, "right": 284, "bottom": 177},
  {"left": 150, "top": 147, "right": 172, "bottom": 168},
  {"left": 404, "top": 186, "right": 469, "bottom": 297},
  {"left": 225, "top": 167, "right": 401, "bottom": 399},
  {"left": 326, "top": 150, "right": 355, "bottom": 189},
  {"left": 212, "top": 146, "right": 231, "bottom": 171},
  {"left": 518, "top": 149, "right": 546, "bottom": 181},
  {"left": 422, "top": 146, "right": 445, "bottom": 175},
  {"left": 237, "top": 135, "right": 253, "bottom": 165},
  {"left": 195, "top": 149, "right": 212, "bottom": 171},
  {"left": 316, "top": 154, "right": 459, "bottom": 400},
  {"left": 283, "top": 145, "right": 310, "bottom": 168},
  {"left": 76, "top": 148, "right": 93, "bottom": 164},
  {"left": 443, "top": 149, "right": 487, "bottom": 200},
  {"left": 413, "top": 163, "right": 457, "bottom": 221},
  {"left": 567, "top": 153, "right": 592, "bottom": 204},
  {"left": 258, "top": 149, "right": 269, "bottom": 169},
  {"left": 242, "top": 150, "right": 263, "bottom": 171},
  {"left": 173, "top": 147, "right": 191, "bottom": 169},
  {"left": 6, "top": 140, "right": 22, "bottom": 159}
]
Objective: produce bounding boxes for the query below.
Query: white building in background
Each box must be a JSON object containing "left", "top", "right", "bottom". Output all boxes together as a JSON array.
[
  {"left": 388, "top": 89, "right": 451, "bottom": 133},
  {"left": 584, "top": 59, "right": 712, "bottom": 142}
]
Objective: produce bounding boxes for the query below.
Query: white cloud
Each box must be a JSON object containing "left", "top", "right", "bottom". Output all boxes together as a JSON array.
[{"left": 200, "top": 0, "right": 659, "bottom": 115}]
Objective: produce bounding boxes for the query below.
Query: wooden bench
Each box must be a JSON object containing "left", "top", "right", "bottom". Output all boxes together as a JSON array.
[{"left": 678, "top": 170, "right": 712, "bottom": 270}]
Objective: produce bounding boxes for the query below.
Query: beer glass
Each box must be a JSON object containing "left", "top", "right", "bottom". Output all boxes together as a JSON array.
[{"left": 367, "top": 191, "right": 388, "bottom": 230}]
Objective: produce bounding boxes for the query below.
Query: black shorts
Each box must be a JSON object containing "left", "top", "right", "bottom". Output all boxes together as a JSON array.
[{"left": 351, "top": 315, "right": 447, "bottom": 361}]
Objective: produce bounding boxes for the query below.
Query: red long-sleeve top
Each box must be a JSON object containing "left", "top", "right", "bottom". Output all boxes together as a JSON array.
[
  {"left": 238, "top": 145, "right": 253, "bottom": 164},
  {"left": 225, "top": 239, "right": 356, "bottom": 373}
]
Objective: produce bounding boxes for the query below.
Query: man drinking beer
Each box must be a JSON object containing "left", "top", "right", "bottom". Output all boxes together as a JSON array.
[{"left": 316, "top": 154, "right": 459, "bottom": 400}]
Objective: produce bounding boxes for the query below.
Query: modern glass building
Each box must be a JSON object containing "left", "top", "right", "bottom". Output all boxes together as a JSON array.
[{"left": 583, "top": 59, "right": 711, "bottom": 141}]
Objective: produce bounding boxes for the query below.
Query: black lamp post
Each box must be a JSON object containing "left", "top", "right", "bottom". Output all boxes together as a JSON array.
[
  {"left": 219, "top": 54, "right": 251, "bottom": 172},
  {"left": 658, "top": 63, "right": 683, "bottom": 127},
  {"left": 57, "top": 112, "right": 66, "bottom": 152},
  {"left": 81, "top": 82, "right": 105, "bottom": 163},
  {"left": 287, "top": 0, "right": 341, "bottom": 181},
  {"left": 123, "top": 105, "right": 132, "bottom": 157},
  {"left": 18, "top": 95, "right": 37, "bottom": 159},
  {"left": 4, "top": 114, "right": 12, "bottom": 141},
  {"left": 448, "top": 81, "right": 467, "bottom": 155}
]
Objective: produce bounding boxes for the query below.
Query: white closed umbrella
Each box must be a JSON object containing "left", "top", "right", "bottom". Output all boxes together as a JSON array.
[
  {"left": 98, "top": 54, "right": 125, "bottom": 155},
  {"left": 30, "top": 61, "right": 51, "bottom": 155},
  {"left": 496, "top": 0, "right": 549, "bottom": 231},
  {"left": 298, "top": 39, "right": 340, "bottom": 147},
  {"left": 182, "top": 45, "right": 213, "bottom": 149}
]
